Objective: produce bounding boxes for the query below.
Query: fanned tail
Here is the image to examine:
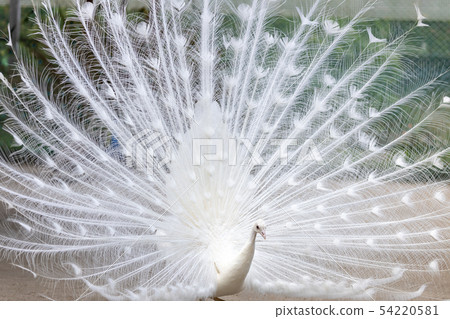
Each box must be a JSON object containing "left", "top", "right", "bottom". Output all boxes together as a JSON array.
[{"left": 0, "top": 0, "right": 448, "bottom": 300}]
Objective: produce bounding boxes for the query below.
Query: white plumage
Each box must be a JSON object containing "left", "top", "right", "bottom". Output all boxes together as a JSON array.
[{"left": 0, "top": 0, "right": 449, "bottom": 301}]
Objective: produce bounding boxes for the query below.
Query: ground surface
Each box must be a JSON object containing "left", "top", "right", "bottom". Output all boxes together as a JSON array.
[
  {"left": 0, "top": 260, "right": 292, "bottom": 300},
  {"left": 1, "top": 260, "right": 450, "bottom": 301}
]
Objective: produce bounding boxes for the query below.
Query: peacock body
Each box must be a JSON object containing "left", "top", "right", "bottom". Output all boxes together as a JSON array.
[{"left": 0, "top": 0, "right": 449, "bottom": 300}]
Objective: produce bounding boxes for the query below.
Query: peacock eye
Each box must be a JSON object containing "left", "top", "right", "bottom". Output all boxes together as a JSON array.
[{"left": 256, "top": 226, "right": 260, "bottom": 229}]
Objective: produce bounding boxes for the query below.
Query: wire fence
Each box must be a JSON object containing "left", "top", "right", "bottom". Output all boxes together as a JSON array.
[{"left": 1, "top": 1, "right": 449, "bottom": 71}]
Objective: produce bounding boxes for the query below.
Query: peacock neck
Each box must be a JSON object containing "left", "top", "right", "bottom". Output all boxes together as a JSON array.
[
  {"left": 240, "top": 229, "right": 257, "bottom": 259},
  {"left": 250, "top": 229, "right": 257, "bottom": 244}
]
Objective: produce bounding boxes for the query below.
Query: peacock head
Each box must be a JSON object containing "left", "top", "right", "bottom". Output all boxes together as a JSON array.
[{"left": 254, "top": 219, "right": 267, "bottom": 240}]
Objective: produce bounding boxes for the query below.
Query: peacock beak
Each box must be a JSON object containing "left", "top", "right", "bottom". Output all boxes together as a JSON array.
[{"left": 261, "top": 232, "right": 266, "bottom": 240}]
